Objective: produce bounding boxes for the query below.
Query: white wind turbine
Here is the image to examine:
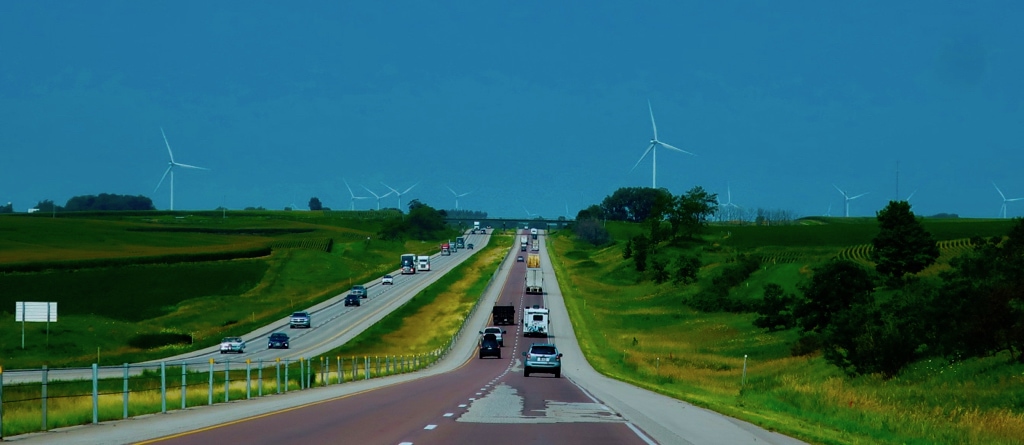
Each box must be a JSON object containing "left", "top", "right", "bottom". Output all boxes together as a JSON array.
[
  {"left": 833, "top": 184, "right": 868, "bottom": 218},
  {"left": 381, "top": 182, "right": 419, "bottom": 211},
  {"left": 993, "top": 182, "right": 1024, "bottom": 219},
  {"left": 343, "top": 179, "right": 370, "bottom": 211},
  {"left": 629, "top": 100, "right": 695, "bottom": 189},
  {"left": 154, "top": 128, "right": 207, "bottom": 211},
  {"left": 905, "top": 190, "right": 918, "bottom": 202},
  {"left": 361, "top": 185, "right": 393, "bottom": 210},
  {"left": 446, "top": 186, "right": 472, "bottom": 210},
  {"left": 523, "top": 206, "right": 537, "bottom": 218},
  {"left": 825, "top": 203, "right": 832, "bottom": 217}
]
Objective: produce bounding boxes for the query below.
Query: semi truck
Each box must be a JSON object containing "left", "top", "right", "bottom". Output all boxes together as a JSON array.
[
  {"left": 474, "top": 221, "right": 481, "bottom": 231},
  {"left": 519, "top": 235, "right": 527, "bottom": 247},
  {"left": 417, "top": 255, "right": 431, "bottom": 271},
  {"left": 456, "top": 237, "right": 466, "bottom": 249},
  {"left": 531, "top": 228, "right": 538, "bottom": 239},
  {"left": 524, "top": 306, "right": 549, "bottom": 337},
  {"left": 491, "top": 304, "right": 515, "bottom": 325},
  {"left": 441, "top": 242, "right": 451, "bottom": 256},
  {"left": 525, "top": 253, "right": 542, "bottom": 294},
  {"left": 531, "top": 239, "right": 539, "bottom": 251},
  {"left": 400, "top": 253, "right": 416, "bottom": 274}
]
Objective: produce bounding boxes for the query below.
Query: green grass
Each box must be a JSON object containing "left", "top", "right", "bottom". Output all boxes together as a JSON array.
[{"left": 552, "top": 218, "right": 1024, "bottom": 444}]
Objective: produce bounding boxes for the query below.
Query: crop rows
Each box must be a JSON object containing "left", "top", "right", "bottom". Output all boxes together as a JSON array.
[
  {"left": 269, "top": 237, "right": 334, "bottom": 252},
  {"left": 834, "top": 238, "right": 976, "bottom": 264}
]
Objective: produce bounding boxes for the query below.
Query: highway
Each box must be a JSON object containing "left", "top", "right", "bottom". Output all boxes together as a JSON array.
[{"left": 10, "top": 230, "right": 808, "bottom": 445}]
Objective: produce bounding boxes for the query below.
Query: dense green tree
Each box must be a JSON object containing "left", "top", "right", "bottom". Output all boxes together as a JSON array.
[
  {"left": 308, "top": 197, "right": 323, "bottom": 211},
  {"left": 576, "top": 204, "right": 603, "bottom": 221},
  {"left": 377, "top": 201, "right": 451, "bottom": 241},
  {"left": 870, "top": 201, "right": 939, "bottom": 283},
  {"left": 667, "top": 186, "right": 718, "bottom": 240},
  {"left": 600, "top": 187, "right": 672, "bottom": 222},
  {"left": 64, "top": 194, "right": 155, "bottom": 211},
  {"left": 795, "top": 260, "right": 876, "bottom": 334},
  {"left": 673, "top": 254, "right": 701, "bottom": 285},
  {"left": 651, "top": 259, "right": 669, "bottom": 284},
  {"left": 573, "top": 219, "right": 610, "bottom": 246},
  {"left": 622, "top": 238, "right": 633, "bottom": 259},
  {"left": 0, "top": 202, "right": 14, "bottom": 213},
  {"left": 631, "top": 234, "right": 650, "bottom": 272},
  {"left": 753, "top": 283, "right": 797, "bottom": 331}
]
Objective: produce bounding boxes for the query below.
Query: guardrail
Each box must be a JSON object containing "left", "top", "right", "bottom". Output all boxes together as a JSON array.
[{"left": 0, "top": 353, "right": 434, "bottom": 438}]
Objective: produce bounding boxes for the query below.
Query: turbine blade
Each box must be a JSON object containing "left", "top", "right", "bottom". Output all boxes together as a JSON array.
[
  {"left": 850, "top": 192, "right": 869, "bottom": 200},
  {"left": 1006, "top": 197, "right": 1024, "bottom": 202},
  {"left": 993, "top": 182, "right": 1007, "bottom": 200},
  {"left": 160, "top": 127, "right": 174, "bottom": 163},
  {"left": 403, "top": 182, "right": 420, "bottom": 194},
  {"left": 360, "top": 185, "right": 379, "bottom": 199},
  {"left": 648, "top": 100, "right": 658, "bottom": 141},
  {"left": 659, "top": 141, "right": 695, "bottom": 155},
  {"left": 380, "top": 182, "right": 399, "bottom": 194},
  {"left": 832, "top": 184, "right": 847, "bottom": 197},
  {"left": 344, "top": 179, "right": 355, "bottom": 197},
  {"left": 154, "top": 165, "right": 172, "bottom": 192},
  {"left": 173, "top": 162, "right": 208, "bottom": 170},
  {"left": 446, "top": 186, "right": 457, "bottom": 196},
  {"left": 906, "top": 190, "right": 917, "bottom": 201},
  {"left": 629, "top": 144, "right": 655, "bottom": 173}
]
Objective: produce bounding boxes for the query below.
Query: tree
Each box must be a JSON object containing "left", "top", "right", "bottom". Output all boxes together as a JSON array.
[
  {"left": 63, "top": 194, "right": 155, "bottom": 211},
  {"left": 308, "top": 197, "right": 323, "bottom": 211},
  {"left": 0, "top": 202, "right": 13, "bottom": 213},
  {"left": 870, "top": 201, "right": 939, "bottom": 283},
  {"left": 600, "top": 187, "right": 672, "bottom": 222},
  {"left": 673, "top": 254, "right": 701, "bottom": 285},
  {"left": 753, "top": 283, "right": 797, "bottom": 331},
  {"left": 631, "top": 234, "right": 650, "bottom": 272},
  {"left": 651, "top": 259, "right": 669, "bottom": 283},
  {"left": 573, "top": 219, "right": 610, "bottom": 246},
  {"left": 795, "top": 260, "right": 876, "bottom": 334},
  {"left": 622, "top": 238, "right": 633, "bottom": 259},
  {"left": 667, "top": 186, "right": 718, "bottom": 240}
]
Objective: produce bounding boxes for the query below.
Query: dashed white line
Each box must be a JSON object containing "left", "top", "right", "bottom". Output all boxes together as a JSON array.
[
  {"left": 444, "top": 412, "right": 454, "bottom": 417},
  {"left": 424, "top": 424, "right": 437, "bottom": 430},
  {"left": 458, "top": 404, "right": 467, "bottom": 408}
]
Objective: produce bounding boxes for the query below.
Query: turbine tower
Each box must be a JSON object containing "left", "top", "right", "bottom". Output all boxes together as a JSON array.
[
  {"left": 833, "top": 184, "right": 868, "bottom": 218},
  {"left": 381, "top": 182, "right": 419, "bottom": 211},
  {"left": 154, "top": 128, "right": 207, "bottom": 211},
  {"left": 361, "top": 185, "right": 393, "bottom": 210},
  {"left": 343, "top": 178, "right": 369, "bottom": 211},
  {"left": 629, "top": 100, "right": 695, "bottom": 188},
  {"left": 446, "top": 186, "right": 472, "bottom": 210},
  {"left": 993, "top": 182, "right": 1024, "bottom": 219}
]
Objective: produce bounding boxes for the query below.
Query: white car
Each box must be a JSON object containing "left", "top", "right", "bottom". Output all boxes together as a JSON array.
[
  {"left": 381, "top": 274, "right": 394, "bottom": 285},
  {"left": 479, "top": 326, "right": 507, "bottom": 347},
  {"left": 220, "top": 337, "right": 245, "bottom": 354}
]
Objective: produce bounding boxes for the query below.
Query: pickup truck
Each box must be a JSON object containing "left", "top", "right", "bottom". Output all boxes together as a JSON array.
[
  {"left": 480, "top": 326, "right": 507, "bottom": 347},
  {"left": 290, "top": 311, "right": 311, "bottom": 328},
  {"left": 220, "top": 337, "right": 245, "bottom": 354}
]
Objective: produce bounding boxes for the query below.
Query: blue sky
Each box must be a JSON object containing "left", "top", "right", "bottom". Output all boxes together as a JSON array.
[{"left": 2, "top": 1, "right": 1022, "bottom": 219}]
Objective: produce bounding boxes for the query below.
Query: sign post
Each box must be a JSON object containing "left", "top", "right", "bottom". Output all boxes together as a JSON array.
[{"left": 15, "top": 302, "right": 58, "bottom": 349}]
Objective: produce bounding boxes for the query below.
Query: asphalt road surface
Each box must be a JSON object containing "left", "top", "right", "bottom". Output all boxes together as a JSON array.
[{"left": 9, "top": 230, "right": 808, "bottom": 445}]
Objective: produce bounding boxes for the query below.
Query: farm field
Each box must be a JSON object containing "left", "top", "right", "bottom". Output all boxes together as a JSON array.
[
  {"left": 551, "top": 218, "right": 1024, "bottom": 445},
  {"left": 0, "top": 211, "right": 440, "bottom": 369}
]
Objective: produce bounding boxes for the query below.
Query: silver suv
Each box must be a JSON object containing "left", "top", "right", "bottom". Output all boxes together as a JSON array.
[
  {"left": 290, "top": 311, "right": 311, "bottom": 328},
  {"left": 523, "top": 343, "right": 562, "bottom": 378}
]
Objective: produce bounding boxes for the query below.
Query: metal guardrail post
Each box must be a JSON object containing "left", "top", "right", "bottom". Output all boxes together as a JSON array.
[
  {"left": 246, "top": 359, "right": 252, "bottom": 399},
  {"left": 336, "top": 356, "right": 342, "bottom": 384},
  {"left": 258, "top": 359, "right": 263, "bottom": 397},
  {"left": 41, "top": 365, "right": 48, "bottom": 432},
  {"left": 320, "top": 357, "right": 326, "bottom": 386},
  {"left": 275, "top": 359, "right": 281, "bottom": 394},
  {"left": 224, "top": 360, "right": 230, "bottom": 402},
  {"left": 161, "top": 362, "right": 167, "bottom": 413},
  {"left": 123, "top": 363, "right": 129, "bottom": 419},
  {"left": 363, "top": 356, "right": 369, "bottom": 380},
  {"left": 92, "top": 364, "right": 98, "bottom": 424},
  {"left": 351, "top": 356, "right": 356, "bottom": 381},
  {"left": 181, "top": 362, "right": 187, "bottom": 410},
  {"left": 284, "top": 360, "right": 289, "bottom": 393}
]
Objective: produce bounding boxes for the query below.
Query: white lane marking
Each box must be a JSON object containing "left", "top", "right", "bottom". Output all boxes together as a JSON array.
[
  {"left": 399, "top": 443, "right": 413, "bottom": 445},
  {"left": 444, "top": 412, "right": 454, "bottom": 417},
  {"left": 458, "top": 404, "right": 467, "bottom": 408},
  {"left": 626, "top": 422, "right": 658, "bottom": 445},
  {"left": 424, "top": 424, "right": 437, "bottom": 430}
]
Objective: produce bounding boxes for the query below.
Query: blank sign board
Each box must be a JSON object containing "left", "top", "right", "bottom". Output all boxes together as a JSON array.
[{"left": 15, "top": 302, "right": 57, "bottom": 322}]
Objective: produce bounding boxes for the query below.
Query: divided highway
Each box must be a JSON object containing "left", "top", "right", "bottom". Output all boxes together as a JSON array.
[{"left": 11, "top": 230, "right": 808, "bottom": 445}]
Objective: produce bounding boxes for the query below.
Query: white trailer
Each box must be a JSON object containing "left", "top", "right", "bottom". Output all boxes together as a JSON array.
[{"left": 524, "top": 306, "right": 549, "bottom": 337}]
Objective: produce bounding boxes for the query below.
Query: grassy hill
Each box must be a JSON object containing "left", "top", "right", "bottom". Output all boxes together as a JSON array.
[
  {"left": 550, "top": 218, "right": 1024, "bottom": 445},
  {"left": 0, "top": 211, "right": 436, "bottom": 368}
]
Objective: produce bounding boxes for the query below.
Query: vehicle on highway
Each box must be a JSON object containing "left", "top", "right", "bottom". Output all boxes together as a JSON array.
[
  {"left": 267, "top": 332, "right": 290, "bottom": 349},
  {"left": 344, "top": 294, "right": 361, "bottom": 307},
  {"left": 523, "top": 343, "right": 562, "bottom": 377},
  {"left": 220, "top": 337, "right": 246, "bottom": 354},
  {"left": 480, "top": 326, "right": 507, "bottom": 347},
  {"left": 467, "top": 243, "right": 474, "bottom": 250},
  {"left": 290, "top": 311, "right": 311, "bottom": 328},
  {"left": 381, "top": 274, "right": 394, "bottom": 285},
  {"left": 351, "top": 284, "right": 367, "bottom": 298},
  {"left": 517, "top": 255, "right": 524, "bottom": 262},
  {"left": 479, "top": 333, "right": 501, "bottom": 359},
  {"left": 520, "top": 245, "right": 527, "bottom": 252}
]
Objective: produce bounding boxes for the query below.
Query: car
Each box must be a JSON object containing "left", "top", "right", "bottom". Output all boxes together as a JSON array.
[
  {"left": 521, "top": 245, "right": 527, "bottom": 251},
  {"left": 290, "top": 311, "right": 311, "bottom": 328},
  {"left": 523, "top": 343, "right": 562, "bottom": 377},
  {"left": 344, "top": 294, "right": 361, "bottom": 307},
  {"left": 351, "top": 284, "right": 367, "bottom": 298},
  {"left": 267, "top": 332, "right": 290, "bottom": 349},
  {"left": 517, "top": 256, "right": 524, "bottom": 262},
  {"left": 220, "top": 337, "right": 245, "bottom": 354},
  {"left": 381, "top": 274, "right": 394, "bottom": 285},
  {"left": 480, "top": 326, "right": 507, "bottom": 347},
  {"left": 479, "top": 333, "right": 501, "bottom": 359},
  {"left": 467, "top": 243, "right": 474, "bottom": 250}
]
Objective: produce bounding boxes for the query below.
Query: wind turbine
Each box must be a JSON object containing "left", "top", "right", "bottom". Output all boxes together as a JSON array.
[
  {"left": 833, "top": 184, "right": 868, "bottom": 218},
  {"left": 993, "top": 182, "right": 1024, "bottom": 219},
  {"left": 154, "top": 128, "right": 207, "bottom": 211},
  {"left": 343, "top": 178, "right": 370, "bottom": 211},
  {"left": 825, "top": 203, "right": 832, "bottom": 217},
  {"left": 446, "top": 186, "right": 472, "bottom": 210},
  {"left": 718, "top": 183, "right": 740, "bottom": 221},
  {"left": 629, "top": 100, "right": 695, "bottom": 189},
  {"left": 523, "top": 206, "right": 537, "bottom": 218},
  {"left": 381, "top": 182, "right": 419, "bottom": 211},
  {"left": 361, "top": 185, "right": 393, "bottom": 210},
  {"left": 905, "top": 190, "right": 918, "bottom": 202}
]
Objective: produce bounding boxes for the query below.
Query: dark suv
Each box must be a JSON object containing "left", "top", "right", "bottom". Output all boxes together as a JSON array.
[
  {"left": 479, "top": 333, "right": 501, "bottom": 359},
  {"left": 344, "top": 294, "right": 361, "bottom": 307},
  {"left": 351, "top": 284, "right": 367, "bottom": 298},
  {"left": 523, "top": 343, "right": 562, "bottom": 377}
]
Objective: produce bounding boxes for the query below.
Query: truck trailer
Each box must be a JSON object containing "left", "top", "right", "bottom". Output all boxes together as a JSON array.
[
  {"left": 400, "top": 253, "right": 416, "bottom": 274},
  {"left": 525, "top": 254, "right": 542, "bottom": 294},
  {"left": 491, "top": 304, "right": 516, "bottom": 325},
  {"left": 440, "top": 242, "right": 451, "bottom": 256},
  {"left": 524, "top": 306, "right": 549, "bottom": 337}
]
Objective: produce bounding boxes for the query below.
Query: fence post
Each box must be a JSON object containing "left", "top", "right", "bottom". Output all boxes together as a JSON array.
[
  {"left": 742, "top": 354, "right": 748, "bottom": 387},
  {"left": 299, "top": 358, "right": 304, "bottom": 390},
  {"left": 208, "top": 359, "right": 214, "bottom": 406},
  {"left": 258, "top": 359, "right": 263, "bottom": 397},
  {"left": 123, "top": 363, "right": 129, "bottom": 419},
  {"left": 181, "top": 362, "right": 187, "bottom": 410},
  {"left": 320, "top": 357, "right": 326, "bottom": 386},
  {"left": 161, "top": 362, "right": 167, "bottom": 413},
  {"left": 224, "top": 360, "right": 231, "bottom": 402},
  {"left": 91, "top": 364, "right": 98, "bottom": 424},
  {"left": 246, "top": 359, "right": 252, "bottom": 399},
  {"left": 41, "top": 365, "right": 48, "bottom": 431},
  {"left": 336, "top": 356, "right": 342, "bottom": 384},
  {"left": 275, "top": 359, "right": 281, "bottom": 394},
  {"left": 284, "top": 360, "right": 289, "bottom": 393},
  {"left": 0, "top": 366, "right": 4, "bottom": 441},
  {"left": 351, "top": 356, "right": 356, "bottom": 381},
  {"left": 363, "top": 356, "right": 369, "bottom": 380}
]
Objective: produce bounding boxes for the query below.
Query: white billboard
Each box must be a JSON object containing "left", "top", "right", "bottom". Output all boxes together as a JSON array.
[{"left": 15, "top": 302, "right": 57, "bottom": 322}]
